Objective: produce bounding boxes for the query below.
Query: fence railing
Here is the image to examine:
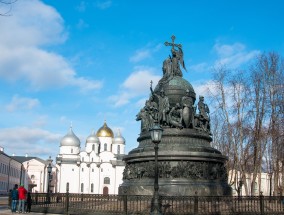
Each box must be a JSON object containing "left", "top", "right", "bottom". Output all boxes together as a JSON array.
[{"left": 22, "top": 192, "right": 284, "bottom": 215}]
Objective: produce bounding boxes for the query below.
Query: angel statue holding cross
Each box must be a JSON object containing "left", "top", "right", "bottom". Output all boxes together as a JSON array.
[{"left": 164, "top": 35, "right": 187, "bottom": 78}]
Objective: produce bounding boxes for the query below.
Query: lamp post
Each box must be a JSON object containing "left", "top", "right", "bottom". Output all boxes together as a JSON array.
[
  {"left": 149, "top": 123, "right": 163, "bottom": 215},
  {"left": 237, "top": 180, "right": 243, "bottom": 198},
  {"left": 269, "top": 173, "right": 272, "bottom": 197},
  {"left": 47, "top": 156, "right": 52, "bottom": 204}
]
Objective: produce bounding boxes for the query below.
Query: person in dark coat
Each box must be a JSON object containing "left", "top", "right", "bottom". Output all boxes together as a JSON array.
[
  {"left": 10, "top": 184, "right": 18, "bottom": 213},
  {"left": 26, "top": 192, "right": 32, "bottom": 213}
]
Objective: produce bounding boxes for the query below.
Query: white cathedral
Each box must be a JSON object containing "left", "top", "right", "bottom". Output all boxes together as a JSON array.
[{"left": 56, "top": 121, "right": 126, "bottom": 194}]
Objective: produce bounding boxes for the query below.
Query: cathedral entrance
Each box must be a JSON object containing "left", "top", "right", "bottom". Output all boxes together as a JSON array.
[{"left": 103, "top": 186, "right": 108, "bottom": 195}]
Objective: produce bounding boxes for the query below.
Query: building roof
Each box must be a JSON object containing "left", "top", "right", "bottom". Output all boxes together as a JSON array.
[{"left": 12, "top": 156, "right": 48, "bottom": 164}]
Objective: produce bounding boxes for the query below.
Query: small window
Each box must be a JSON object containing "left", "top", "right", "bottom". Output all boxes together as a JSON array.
[
  {"left": 104, "top": 143, "right": 107, "bottom": 151},
  {"left": 117, "top": 145, "right": 121, "bottom": 155},
  {"left": 92, "top": 158, "right": 93, "bottom": 162},
  {"left": 82, "top": 168, "right": 84, "bottom": 172},
  {"left": 31, "top": 175, "right": 35, "bottom": 179},
  {"left": 82, "top": 157, "right": 84, "bottom": 162},
  {"left": 91, "top": 183, "right": 94, "bottom": 193},
  {"left": 72, "top": 169, "right": 74, "bottom": 171},
  {"left": 101, "top": 168, "right": 103, "bottom": 172},
  {"left": 92, "top": 144, "right": 95, "bottom": 151},
  {"left": 71, "top": 149, "right": 73, "bottom": 153},
  {"left": 92, "top": 169, "right": 94, "bottom": 172},
  {"left": 104, "top": 177, "right": 110, "bottom": 184},
  {"left": 81, "top": 183, "right": 84, "bottom": 193}
]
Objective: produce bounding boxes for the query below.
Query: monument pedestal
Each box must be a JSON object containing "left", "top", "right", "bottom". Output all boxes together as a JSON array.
[{"left": 119, "top": 128, "right": 232, "bottom": 196}]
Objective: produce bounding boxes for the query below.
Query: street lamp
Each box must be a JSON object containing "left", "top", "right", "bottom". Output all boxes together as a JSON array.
[
  {"left": 268, "top": 173, "right": 273, "bottom": 197},
  {"left": 149, "top": 123, "right": 163, "bottom": 215},
  {"left": 237, "top": 180, "right": 243, "bottom": 198},
  {"left": 47, "top": 156, "right": 53, "bottom": 203}
]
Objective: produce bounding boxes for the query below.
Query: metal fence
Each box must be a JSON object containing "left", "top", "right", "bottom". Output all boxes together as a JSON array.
[{"left": 26, "top": 192, "right": 284, "bottom": 215}]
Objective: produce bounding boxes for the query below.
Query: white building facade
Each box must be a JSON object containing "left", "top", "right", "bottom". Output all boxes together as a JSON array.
[
  {"left": 0, "top": 148, "right": 23, "bottom": 194},
  {"left": 56, "top": 121, "right": 125, "bottom": 194}
]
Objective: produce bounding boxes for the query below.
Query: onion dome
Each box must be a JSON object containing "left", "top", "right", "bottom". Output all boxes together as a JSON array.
[
  {"left": 86, "top": 129, "right": 99, "bottom": 143},
  {"left": 114, "top": 129, "right": 125, "bottom": 145},
  {"left": 96, "top": 121, "right": 114, "bottom": 138},
  {"left": 60, "top": 126, "right": 80, "bottom": 147}
]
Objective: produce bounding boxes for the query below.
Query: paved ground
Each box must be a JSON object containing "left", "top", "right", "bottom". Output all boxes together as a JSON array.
[{"left": 0, "top": 196, "right": 61, "bottom": 215}]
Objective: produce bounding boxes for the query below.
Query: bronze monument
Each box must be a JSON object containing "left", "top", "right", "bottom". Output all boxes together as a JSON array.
[{"left": 119, "top": 36, "right": 232, "bottom": 196}]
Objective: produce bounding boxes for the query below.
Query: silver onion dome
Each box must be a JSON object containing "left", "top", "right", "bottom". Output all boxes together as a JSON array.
[
  {"left": 86, "top": 129, "right": 100, "bottom": 143},
  {"left": 114, "top": 129, "right": 125, "bottom": 145},
  {"left": 60, "top": 126, "right": 80, "bottom": 147}
]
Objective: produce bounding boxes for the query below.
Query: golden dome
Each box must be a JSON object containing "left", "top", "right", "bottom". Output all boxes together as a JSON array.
[{"left": 96, "top": 121, "right": 114, "bottom": 138}]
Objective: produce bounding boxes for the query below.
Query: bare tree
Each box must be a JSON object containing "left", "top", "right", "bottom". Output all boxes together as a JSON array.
[
  {"left": 210, "top": 66, "right": 252, "bottom": 195},
  {"left": 260, "top": 52, "right": 284, "bottom": 195},
  {"left": 210, "top": 52, "right": 284, "bottom": 196}
]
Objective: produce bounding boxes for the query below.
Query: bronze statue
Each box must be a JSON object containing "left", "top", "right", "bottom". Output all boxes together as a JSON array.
[
  {"left": 197, "top": 96, "right": 211, "bottom": 133},
  {"left": 181, "top": 89, "right": 194, "bottom": 128},
  {"left": 150, "top": 83, "right": 170, "bottom": 125},
  {"left": 165, "top": 35, "right": 187, "bottom": 78},
  {"left": 168, "top": 103, "right": 183, "bottom": 129},
  {"left": 136, "top": 107, "right": 150, "bottom": 132}
]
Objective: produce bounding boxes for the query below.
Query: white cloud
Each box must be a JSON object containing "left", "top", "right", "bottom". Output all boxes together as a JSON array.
[
  {"left": 192, "top": 80, "right": 215, "bottom": 99},
  {"left": 32, "top": 115, "right": 48, "bottom": 127},
  {"left": 0, "top": 0, "right": 102, "bottom": 92},
  {"left": 108, "top": 68, "right": 161, "bottom": 107},
  {"left": 76, "top": 1, "right": 87, "bottom": 12},
  {"left": 130, "top": 50, "right": 151, "bottom": 63},
  {"left": 96, "top": 0, "right": 112, "bottom": 10},
  {"left": 5, "top": 95, "right": 40, "bottom": 112},
  {"left": 213, "top": 42, "right": 260, "bottom": 68},
  {"left": 76, "top": 19, "right": 89, "bottom": 29},
  {"left": 129, "top": 44, "right": 162, "bottom": 63},
  {"left": 0, "top": 127, "right": 62, "bottom": 158},
  {"left": 189, "top": 62, "right": 209, "bottom": 73}
]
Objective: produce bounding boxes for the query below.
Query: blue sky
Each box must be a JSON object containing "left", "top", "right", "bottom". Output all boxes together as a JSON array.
[{"left": 0, "top": 0, "right": 283, "bottom": 160}]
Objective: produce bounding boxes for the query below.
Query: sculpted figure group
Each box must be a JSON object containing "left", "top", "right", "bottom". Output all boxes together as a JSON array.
[
  {"left": 136, "top": 84, "right": 211, "bottom": 134},
  {"left": 123, "top": 161, "right": 227, "bottom": 181},
  {"left": 136, "top": 35, "right": 211, "bottom": 134}
]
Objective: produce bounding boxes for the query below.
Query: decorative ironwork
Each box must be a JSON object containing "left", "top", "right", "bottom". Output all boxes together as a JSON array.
[{"left": 23, "top": 192, "right": 284, "bottom": 215}]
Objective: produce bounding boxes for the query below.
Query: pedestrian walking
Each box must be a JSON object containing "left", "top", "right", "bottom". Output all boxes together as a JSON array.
[
  {"left": 17, "top": 184, "right": 27, "bottom": 213},
  {"left": 10, "top": 184, "right": 18, "bottom": 213}
]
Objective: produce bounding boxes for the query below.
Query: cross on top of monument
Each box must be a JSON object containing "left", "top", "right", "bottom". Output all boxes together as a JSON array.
[{"left": 164, "top": 35, "right": 182, "bottom": 49}]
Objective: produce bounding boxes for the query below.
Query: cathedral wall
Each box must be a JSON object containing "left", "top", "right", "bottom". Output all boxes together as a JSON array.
[{"left": 58, "top": 164, "right": 80, "bottom": 193}]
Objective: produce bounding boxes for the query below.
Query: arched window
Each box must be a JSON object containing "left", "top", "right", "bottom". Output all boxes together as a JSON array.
[
  {"left": 92, "top": 144, "right": 95, "bottom": 151},
  {"left": 82, "top": 157, "right": 84, "bottom": 162},
  {"left": 117, "top": 145, "right": 121, "bottom": 155},
  {"left": 81, "top": 183, "right": 84, "bottom": 193},
  {"left": 66, "top": 182, "right": 69, "bottom": 192},
  {"left": 92, "top": 158, "right": 93, "bottom": 162},
  {"left": 104, "top": 143, "right": 107, "bottom": 151},
  {"left": 104, "top": 177, "right": 110, "bottom": 184},
  {"left": 98, "top": 144, "right": 101, "bottom": 153},
  {"left": 91, "top": 183, "right": 94, "bottom": 193},
  {"left": 71, "top": 149, "right": 73, "bottom": 153}
]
